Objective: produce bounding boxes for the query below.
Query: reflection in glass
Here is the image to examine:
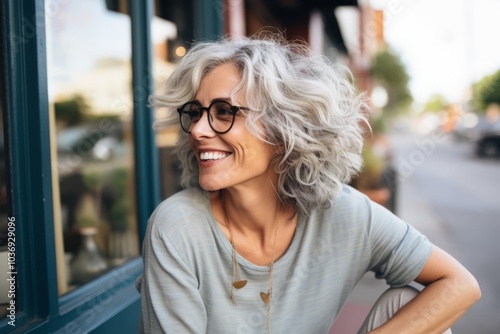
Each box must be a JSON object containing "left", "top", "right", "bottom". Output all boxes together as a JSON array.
[
  {"left": 151, "top": 10, "right": 184, "bottom": 199},
  {"left": 46, "top": 0, "right": 138, "bottom": 294}
]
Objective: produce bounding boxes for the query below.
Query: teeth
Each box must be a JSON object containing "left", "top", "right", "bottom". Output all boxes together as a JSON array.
[{"left": 200, "top": 152, "right": 228, "bottom": 160}]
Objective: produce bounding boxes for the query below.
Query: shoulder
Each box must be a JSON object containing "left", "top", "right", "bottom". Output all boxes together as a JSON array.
[
  {"left": 330, "top": 185, "right": 417, "bottom": 245},
  {"left": 304, "top": 184, "right": 373, "bottom": 238},
  {"left": 316, "top": 184, "right": 400, "bottom": 233},
  {"left": 327, "top": 184, "right": 373, "bottom": 218},
  {"left": 148, "top": 187, "right": 212, "bottom": 236},
  {"left": 335, "top": 183, "right": 370, "bottom": 203}
]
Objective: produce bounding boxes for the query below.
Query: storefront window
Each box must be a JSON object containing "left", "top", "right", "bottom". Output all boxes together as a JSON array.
[
  {"left": 152, "top": 5, "right": 185, "bottom": 200},
  {"left": 45, "top": 0, "right": 138, "bottom": 294}
]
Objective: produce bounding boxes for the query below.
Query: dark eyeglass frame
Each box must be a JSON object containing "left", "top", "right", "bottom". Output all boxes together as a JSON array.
[{"left": 176, "top": 100, "right": 249, "bottom": 134}]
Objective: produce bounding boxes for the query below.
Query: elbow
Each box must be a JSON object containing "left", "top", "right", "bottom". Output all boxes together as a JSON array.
[
  {"left": 460, "top": 272, "right": 482, "bottom": 308},
  {"left": 440, "top": 271, "right": 481, "bottom": 311},
  {"left": 469, "top": 275, "right": 482, "bottom": 304}
]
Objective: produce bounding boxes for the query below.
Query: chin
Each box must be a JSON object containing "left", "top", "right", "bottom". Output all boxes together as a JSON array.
[
  {"left": 198, "top": 179, "right": 224, "bottom": 192},
  {"left": 199, "top": 184, "right": 220, "bottom": 192},
  {"left": 198, "top": 172, "right": 232, "bottom": 191}
]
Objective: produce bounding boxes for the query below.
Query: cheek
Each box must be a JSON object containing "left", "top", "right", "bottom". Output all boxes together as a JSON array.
[
  {"left": 232, "top": 135, "right": 263, "bottom": 161},
  {"left": 243, "top": 142, "right": 261, "bottom": 161},
  {"left": 227, "top": 127, "right": 276, "bottom": 166},
  {"left": 244, "top": 142, "right": 275, "bottom": 168}
]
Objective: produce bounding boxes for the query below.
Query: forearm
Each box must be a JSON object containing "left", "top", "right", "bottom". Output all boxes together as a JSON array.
[{"left": 368, "top": 275, "right": 481, "bottom": 334}]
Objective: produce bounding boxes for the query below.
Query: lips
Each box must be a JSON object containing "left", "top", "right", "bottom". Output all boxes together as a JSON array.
[{"left": 199, "top": 151, "right": 231, "bottom": 161}]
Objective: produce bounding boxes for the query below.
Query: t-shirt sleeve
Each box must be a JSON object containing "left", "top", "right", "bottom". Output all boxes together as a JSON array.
[
  {"left": 366, "top": 198, "right": 432, "bottom": 287},
  {"left": 138, "top": 210, "right": 207, "bottom": 333}
]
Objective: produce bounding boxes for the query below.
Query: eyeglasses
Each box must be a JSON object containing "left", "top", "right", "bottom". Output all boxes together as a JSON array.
[{"left": 177, "top": 100, "right": 249, "bottom": 134}]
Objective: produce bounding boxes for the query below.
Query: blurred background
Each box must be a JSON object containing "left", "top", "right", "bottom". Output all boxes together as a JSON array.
[
  {"left": 328, "top": 1, "right": 500, "bottom": 333},
  {"left": 1, "top": 0, "right": 498, "bottom": 332}
]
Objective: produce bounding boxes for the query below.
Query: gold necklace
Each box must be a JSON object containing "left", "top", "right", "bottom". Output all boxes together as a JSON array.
[
  {"left": 227, "top": 220, "right": 248, "bottom": 304},
  {"left": 221, "top": 192, "right": 280, "bottom": 334}
]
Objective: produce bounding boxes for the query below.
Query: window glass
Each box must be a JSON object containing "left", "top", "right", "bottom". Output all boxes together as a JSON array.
[
  {"left": 45, "top": 0, "right": 138, "bottom": 294},
  {"left": 152, "top": 4, "right": 185, "bottom": 199}
]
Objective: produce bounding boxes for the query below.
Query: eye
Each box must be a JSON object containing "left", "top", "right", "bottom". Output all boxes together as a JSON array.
[
  {"left": 185, "top": 110, "right": 201, "bottom": 120},
  {"left": 181, "top": 103, "right": 202, "bottom": 121},
  {"left": 213, "top": 102, "right": 235, "bottom": 120}
]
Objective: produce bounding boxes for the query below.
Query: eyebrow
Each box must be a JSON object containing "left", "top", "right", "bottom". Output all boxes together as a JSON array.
[{"left": 192, "top": 97, "right": 233, "bottom": 105}]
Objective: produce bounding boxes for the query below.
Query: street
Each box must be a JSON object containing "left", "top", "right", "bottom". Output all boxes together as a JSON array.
[{"left": 389, "top": 127, "right": 500, "bottom": 334}]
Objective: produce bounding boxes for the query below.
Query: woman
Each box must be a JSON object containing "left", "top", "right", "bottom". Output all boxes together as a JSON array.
[{"left": 138, "top": 36, "right": 480, "bottom": 333}]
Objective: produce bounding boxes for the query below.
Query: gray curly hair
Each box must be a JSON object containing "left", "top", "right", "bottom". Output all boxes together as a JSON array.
[{"left": 152, "top": 35, "right": 368, "bottom": 215}]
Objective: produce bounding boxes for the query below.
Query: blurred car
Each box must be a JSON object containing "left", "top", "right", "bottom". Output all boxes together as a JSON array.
[
  {"left": 476, "top": 132, "right": 500, "bottom": 157},
  {"left": 475, "top": 119, "right": 500, "bottom": 157},
  {"left": 453, "top": 113, "right": 486, "bottom": 142},
  {"left": 57, "top": 121, "right": 124, "bottom": 165}
]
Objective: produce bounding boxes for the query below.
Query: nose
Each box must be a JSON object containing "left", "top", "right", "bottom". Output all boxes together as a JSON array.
[{"left": 189, "top": 110, "right": 216, "bottom": 139}]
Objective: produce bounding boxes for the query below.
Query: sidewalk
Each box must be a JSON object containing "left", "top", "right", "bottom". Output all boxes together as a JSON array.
[{"left": 328, "top": 273, "right": 387, "bottom": 333}]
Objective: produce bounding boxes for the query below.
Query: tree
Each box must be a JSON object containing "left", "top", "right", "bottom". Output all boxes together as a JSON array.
[
  {"left": 370, "top": 48, "right": 413, "bottom": 115},
  {"left": 54, "top": 94, "right": 89, "bottom": 126},
  {"left": 424, "top": 94, "right": 449, "bottom": 113},
  {"left": 472, "top": 69, "right": 500, "bottom": 112}
]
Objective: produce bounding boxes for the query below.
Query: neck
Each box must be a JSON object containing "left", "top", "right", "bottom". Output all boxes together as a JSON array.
[
  {"left": 220, "top": 187, "right": 290, "bottom": 239},
  {"left": 211, "top": 177, "right": 299, "bottom": 267}
]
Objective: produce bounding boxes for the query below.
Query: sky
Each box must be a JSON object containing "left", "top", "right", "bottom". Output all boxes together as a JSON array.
[
  {"left": 46, "top": 0, "right": 175, "bottom": 79},
  {"left": 380, "top": 0, "right": 500, "bottom": 103}
]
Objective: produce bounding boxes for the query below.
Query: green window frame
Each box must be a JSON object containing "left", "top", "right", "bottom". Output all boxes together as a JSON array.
[{"left": 0, "top": 0, "right": 222, "bottom": 332}]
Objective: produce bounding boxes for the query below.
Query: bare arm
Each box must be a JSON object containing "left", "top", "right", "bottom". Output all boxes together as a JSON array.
[{"left": 369, "top": 245, "right": 481, "bottom": 334}]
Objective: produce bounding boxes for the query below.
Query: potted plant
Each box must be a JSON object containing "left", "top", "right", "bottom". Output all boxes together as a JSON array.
[
  {"left": 106, "top": 168, "right": 135, "bottom": 265},
  {"left": 351, "top": 140, "right": 391, "bottom": 206},
  {"left": 70, "top": 193, "right": 109, "bottom": 284}
]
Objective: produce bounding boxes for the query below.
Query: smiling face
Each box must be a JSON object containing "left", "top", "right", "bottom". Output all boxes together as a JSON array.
[{"left": 188, "top": 63, "right": 277, "bottom": 192}]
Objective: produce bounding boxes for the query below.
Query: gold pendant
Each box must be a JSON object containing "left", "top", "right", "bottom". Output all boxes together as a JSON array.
[
  {"left": 260, "top": 291, "right": 270, "bottom": 304},
  {"left": 232, "top": 280, "right": 248, "bottom": 289}
]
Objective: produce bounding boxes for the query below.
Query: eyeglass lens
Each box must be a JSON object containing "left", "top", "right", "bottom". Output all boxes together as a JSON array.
[{"left": 180, "top": 101, "right": 235, "bottom": 133}]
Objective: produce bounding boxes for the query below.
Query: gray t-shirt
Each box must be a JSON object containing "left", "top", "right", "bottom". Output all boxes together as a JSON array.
[{"left": 138, "top": 185, "right": 432, "bottom": 333}]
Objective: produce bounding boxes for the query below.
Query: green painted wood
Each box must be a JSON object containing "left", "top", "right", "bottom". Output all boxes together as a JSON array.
[
  {"left": 88, "top": 290, "right": 141, "bottom": 334},
  {"left": 18, "top": 260, "right": 142, "bottom": 333},
  {"left": 130, "top": 0, "right": 160, "bottom": 248},
  {"left": 1, "top": 0, "right": 59, "bottom": 327},
  {"left": 194, "top": 0, "right": 224, "bottom": 40}
]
